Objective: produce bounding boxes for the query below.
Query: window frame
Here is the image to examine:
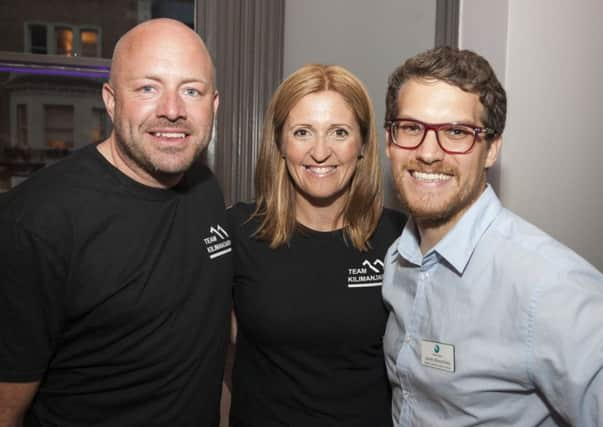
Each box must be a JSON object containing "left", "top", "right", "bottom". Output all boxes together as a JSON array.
[{"left": 24, "top": 21, "right": 103, "bottom": 58}]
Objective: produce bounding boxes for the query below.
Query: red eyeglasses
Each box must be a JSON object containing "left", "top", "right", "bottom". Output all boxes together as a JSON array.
[{"left": 386, "top": 118, "right": 497, "bottom": 154}]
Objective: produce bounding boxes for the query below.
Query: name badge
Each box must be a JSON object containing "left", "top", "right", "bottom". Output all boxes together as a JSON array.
[{"left": 420, "top": 339, "right": 455, "bottom": 373}]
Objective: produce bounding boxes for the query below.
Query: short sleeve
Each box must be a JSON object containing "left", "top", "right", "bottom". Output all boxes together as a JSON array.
[{"left": 0, "top": 220, "right": 66, "bottom": 381}]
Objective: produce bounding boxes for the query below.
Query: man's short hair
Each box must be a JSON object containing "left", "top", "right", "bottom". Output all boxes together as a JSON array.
[{"left": 385, "top": 46, "right": 507, "bottom": 140}]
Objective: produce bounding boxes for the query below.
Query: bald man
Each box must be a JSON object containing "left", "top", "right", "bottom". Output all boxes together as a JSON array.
[{"left": 0, "top": 19, "right": 232, "bottom": 426}]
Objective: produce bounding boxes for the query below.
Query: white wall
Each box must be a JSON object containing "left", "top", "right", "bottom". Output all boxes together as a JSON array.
[
  {"left": 460, "top": 0, "right": 603, "bottom": 270},
  {"left": 283, "top": 0, "right": 436, "bottom": 207}
]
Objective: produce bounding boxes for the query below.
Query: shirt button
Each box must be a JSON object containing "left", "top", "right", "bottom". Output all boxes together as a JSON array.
[
  {"left": 404, "top": 335, "right": 411, "bottom": 343},
  {"left": 402, "top": 389, "right": 410, "bottom": 399}
]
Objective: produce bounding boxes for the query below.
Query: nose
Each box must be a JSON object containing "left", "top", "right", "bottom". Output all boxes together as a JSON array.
[
  {"left": 157, "top": 91, "right": 187, "bottom": 121},
  {"left": 310, "top": 134, "right": 332, "bottom": 162},
  {"left": 415, "top": 128, "right": 444, "bottom": 164}
]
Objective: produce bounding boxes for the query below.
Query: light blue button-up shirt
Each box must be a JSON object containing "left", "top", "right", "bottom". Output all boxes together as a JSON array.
[{"left": 383, "top": 185, "right": 603, "bottom": 426}]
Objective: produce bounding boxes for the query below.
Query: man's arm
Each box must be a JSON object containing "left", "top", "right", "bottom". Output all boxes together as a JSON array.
[
  {"left": 0, "top": 222, "right": 62, "bottom": 427},
  {"left": 532, "top": 266, "right": 603, "bottom": 425},
  {"left": 0, "top": 382, "right": 39, "bottom": 427}
]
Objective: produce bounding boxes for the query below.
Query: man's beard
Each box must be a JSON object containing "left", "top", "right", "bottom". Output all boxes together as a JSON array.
[
  {"left": 113, "top": 117, "right": 213, "bottom": 182},
  {"left": 394, "top": 166, "right": 487, "bottom": 229}
]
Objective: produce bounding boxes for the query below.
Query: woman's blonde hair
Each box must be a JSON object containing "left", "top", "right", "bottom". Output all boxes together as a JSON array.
[{"left": 253, "top": 64, "right": 383, "bottom": 251}]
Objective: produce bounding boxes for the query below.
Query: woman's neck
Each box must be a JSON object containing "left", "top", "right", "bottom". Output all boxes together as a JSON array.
[{"left": 294, "top": 194, "right": 346, "bottom": 231}]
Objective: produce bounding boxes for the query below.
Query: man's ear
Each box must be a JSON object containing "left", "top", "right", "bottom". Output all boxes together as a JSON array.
[
  {"left": 102, "top": 82, "right": 116, "bottom": 122},
  {"left": 485, "top": 136, "right": 502, "bottom": 168},
  {"left": 385, "top": 128, "right": 392, "bottom": 159},
  {"left": 212, "top": 90, "right": 220, "bottom": 116}
]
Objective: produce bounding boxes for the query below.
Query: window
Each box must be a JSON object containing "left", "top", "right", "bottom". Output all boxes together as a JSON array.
[
  {"left": 25, "top": 23, "right": 101, "bottom": 57},
  {"left": 91, "top": 107, "right": 111, "bottom": 142},
  {"left": 16, "top": 104, "right": 28, "bottom": 147},
  {"left": 55, "top": 26, "right": 74, "bottom": 56},
  {"left": 80, "top": 29, "right": 99, "bottom": 57},
  {"left": 29, "top": 25, "right": 47, "bottom": 54},
  {"left": 0, "top": 1, "right": 196, "bottom": 188},
  {"left": 44, "top": 105, "right": 74, "bottom": 149}
]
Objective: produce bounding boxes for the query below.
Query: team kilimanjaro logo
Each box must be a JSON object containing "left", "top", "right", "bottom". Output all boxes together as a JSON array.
[
  {"left": 347, "top": 259, "right": 384, "bottom": 288},
  {"left": 203, "top": 224, "right": 232, "bottom": 259}
]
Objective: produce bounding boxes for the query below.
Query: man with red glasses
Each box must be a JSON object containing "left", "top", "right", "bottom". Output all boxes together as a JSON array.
[{"left": 382, "top": 46, "right": 603, "bottom": 426}]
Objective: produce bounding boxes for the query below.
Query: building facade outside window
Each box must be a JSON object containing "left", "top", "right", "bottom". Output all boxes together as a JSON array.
[{"left": 0, "top": 0, "right": 195, "bottom": 191}]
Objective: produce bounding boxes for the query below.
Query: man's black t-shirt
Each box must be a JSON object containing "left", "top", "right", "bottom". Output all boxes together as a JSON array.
[
  {"left": 228, "top": 203, "right": 405, "bottom": 427},
  {"left": 0, "top": 144, "right": 233, "bottom": 426}
]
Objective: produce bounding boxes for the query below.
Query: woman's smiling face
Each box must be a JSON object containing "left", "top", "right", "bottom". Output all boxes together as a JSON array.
[{"left": 281, "top": 90, "right": 363, "bottom": 210}]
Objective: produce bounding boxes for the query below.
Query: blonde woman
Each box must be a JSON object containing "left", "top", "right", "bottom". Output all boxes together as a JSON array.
[{"left": 227, "top": 64, "right": 405, "bottom": 426}]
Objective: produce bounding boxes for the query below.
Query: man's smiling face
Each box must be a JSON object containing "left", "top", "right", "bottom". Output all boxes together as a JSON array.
[{"left": 387, "top": 78, "right": 500, "bottom": 229}]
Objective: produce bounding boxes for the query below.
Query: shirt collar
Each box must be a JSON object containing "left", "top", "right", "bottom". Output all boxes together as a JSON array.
[{"left": 395, "top": 185, "right": 503, "bottom": 273}]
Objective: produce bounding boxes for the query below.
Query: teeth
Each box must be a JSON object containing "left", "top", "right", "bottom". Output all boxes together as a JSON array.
[
  {"left": 307, "top": 166, "right": 335, "bottom": 175},
  {"left": 153, "top": 132, "right": 186, "bottom": 138},
  {"left": 412, "top": 171, "right": 451, "bottom": 181}
]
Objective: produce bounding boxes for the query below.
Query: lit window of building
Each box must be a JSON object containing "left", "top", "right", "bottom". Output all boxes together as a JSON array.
[
  {"left": 80, "top": 29, "right": 99, "bottom": 57},
  {"left": 25, "top": 23, "right": 101, "bottom": 57},
  {"left": 55, "top": 27, "right": 74, "bottom": 56}
]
